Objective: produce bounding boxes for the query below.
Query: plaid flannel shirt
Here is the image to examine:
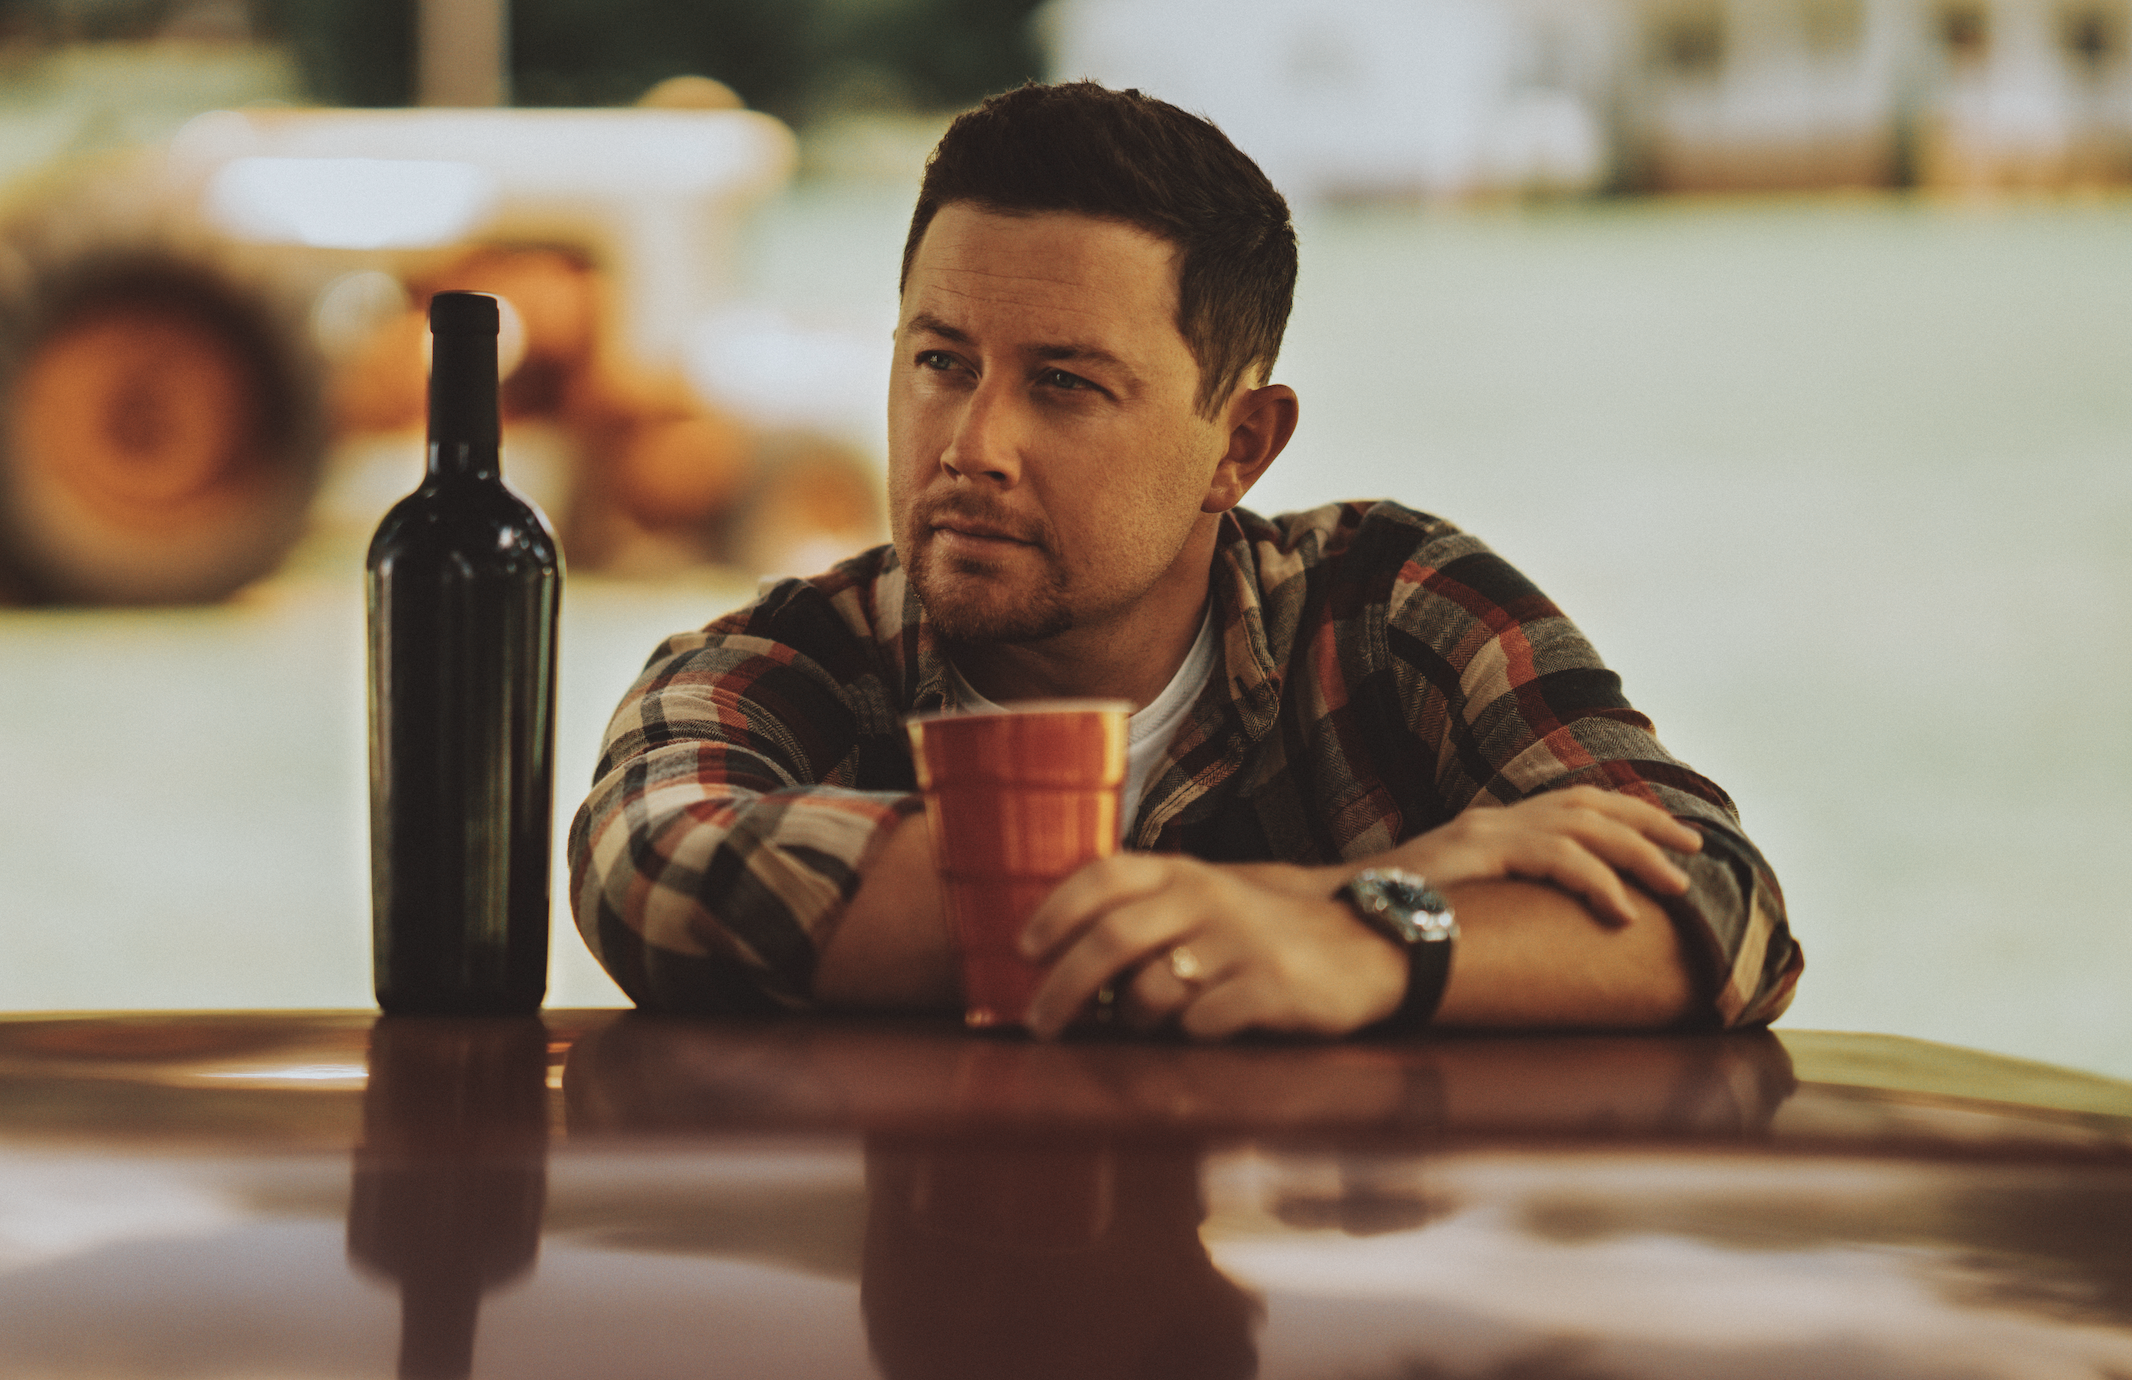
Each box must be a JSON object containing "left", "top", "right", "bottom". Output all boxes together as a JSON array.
[{"left": 570, "top": 500, "right": 1800, "bottom": 1025}]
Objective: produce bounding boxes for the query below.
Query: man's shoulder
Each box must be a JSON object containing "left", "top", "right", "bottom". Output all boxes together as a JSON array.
[
  {"left": 1221, "top": 499, "right": 1539, "bottom": 667},
  {"left": 633, "top": 544, "right": 909, "bottom": 695},
  {"left": 1232, "top": 499, "right": 1471, "bottom": 582},
  {"left": 705, "top": 543, "right": 905, "bottom": 645}
]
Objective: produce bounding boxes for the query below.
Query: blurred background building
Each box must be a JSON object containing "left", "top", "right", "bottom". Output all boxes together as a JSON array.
[
  {"left": 1048, "top": 0, "right": 2132, "bottom": 198},
  {"left": 0, "top": 0, "right": 2128, "bottom": 1084}
]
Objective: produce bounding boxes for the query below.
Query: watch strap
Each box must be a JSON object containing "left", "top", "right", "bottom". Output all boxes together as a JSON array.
[{"left": 1381, "top": 926, "right": 1454, "bottom": 1032}]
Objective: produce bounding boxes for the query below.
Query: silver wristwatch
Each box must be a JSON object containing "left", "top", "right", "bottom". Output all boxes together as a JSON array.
[{"left": 1337, "top": 867, "right": 1458, "bottom": 1031}]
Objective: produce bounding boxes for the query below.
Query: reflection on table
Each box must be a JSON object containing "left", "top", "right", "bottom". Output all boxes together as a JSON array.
[
  {"left": 349, "top": 1018, "right": 547, "bottom": 1380},
  {"left": 0, "top": 1010, "right": 2127, "bottom": 1379}
]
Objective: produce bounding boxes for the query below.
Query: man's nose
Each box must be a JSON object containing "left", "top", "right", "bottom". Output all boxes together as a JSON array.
[{"left": 939, "top": 380, "right": 1023, "bottom": 485}]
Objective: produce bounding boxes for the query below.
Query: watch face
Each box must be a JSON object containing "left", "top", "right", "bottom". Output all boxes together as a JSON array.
[
  {"left": 1374, "top": 875, "right": 1436, "bottom": 912},
  {"left": 1348, "top": 869, "right": 1456, "bottom": 943}
]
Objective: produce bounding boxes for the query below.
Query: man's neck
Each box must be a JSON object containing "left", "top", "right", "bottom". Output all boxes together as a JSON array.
[
  {"left": 946, "top": 537, "right": 1217, "bottom": 713},
  {"left": 948, "top": 611, "right": 1207, "bottom": 711}
]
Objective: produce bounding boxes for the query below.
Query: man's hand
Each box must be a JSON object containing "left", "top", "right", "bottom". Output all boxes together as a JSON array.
[
  {"left": 1379, "top": 786, "right": 1701, "bottom": 927},
  {"left": 1019, "top": 854, "right": 1409, "bottom": 1040},
  {"left": 1016, "top": 786, "right": 1703, "bottom": 1040}
]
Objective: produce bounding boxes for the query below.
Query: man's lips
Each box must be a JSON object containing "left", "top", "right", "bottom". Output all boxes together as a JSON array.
[{"left": 927, "top": 517, "right": 1039, "bottom": 548}]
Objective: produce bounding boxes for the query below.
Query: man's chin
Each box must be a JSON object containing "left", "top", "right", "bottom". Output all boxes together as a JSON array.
[{"left": 911, "top": 563, "right": 1071, "bottom": 645}]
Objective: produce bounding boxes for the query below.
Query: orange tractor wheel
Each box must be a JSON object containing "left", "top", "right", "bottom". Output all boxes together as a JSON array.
[{"left": 0, "top": 258, "right": 322, "bottom": 605}]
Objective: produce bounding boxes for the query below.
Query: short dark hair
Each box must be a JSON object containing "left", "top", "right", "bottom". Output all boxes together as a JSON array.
[{"left": 900, "top": 81, "right": 1297, "bottom": 419}]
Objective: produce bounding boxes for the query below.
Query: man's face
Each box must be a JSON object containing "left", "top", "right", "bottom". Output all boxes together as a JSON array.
[{"left": 888, "top": 204, "right": 1232, "bottom": 646}]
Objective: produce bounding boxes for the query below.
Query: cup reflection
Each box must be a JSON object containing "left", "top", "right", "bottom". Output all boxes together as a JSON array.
[
  {"left": 862, "top": 1135, "right": 1262, "bottom": 1380},
  {"left": 347, "top": 1016, "right": 550, "bottom": 1380}
]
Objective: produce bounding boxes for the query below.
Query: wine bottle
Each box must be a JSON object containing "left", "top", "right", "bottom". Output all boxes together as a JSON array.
[{"left": 366, "top": 291, "right": 560, "bottom": 1014}]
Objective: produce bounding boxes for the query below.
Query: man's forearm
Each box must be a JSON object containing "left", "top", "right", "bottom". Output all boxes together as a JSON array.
[
  {"left": 1230, "top": 856, "right": 1696, "bottom": 1030},
  {"left": 813, "top": 812, "right": 958, "bottom": 1011},
  {"left": 1431, "top": 878, "right": 1693, "bottom": 1029}
]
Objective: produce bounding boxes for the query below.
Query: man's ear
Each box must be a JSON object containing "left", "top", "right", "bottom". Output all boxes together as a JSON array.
[{"left": 1202, "top": 383, "right": 1299, "bottom": 514}]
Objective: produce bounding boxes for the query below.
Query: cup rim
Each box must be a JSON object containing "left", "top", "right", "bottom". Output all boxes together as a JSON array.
[{"left": 904, "top": 698, "right": 1133, "bottom": 727}]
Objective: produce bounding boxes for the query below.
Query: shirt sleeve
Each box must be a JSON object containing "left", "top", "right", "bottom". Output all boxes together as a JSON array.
[
  {"left": 567, "top": 584, "right": 922, "bottom": 1013},
  {"left": 1389, "top": 517, "right": 1802, "bottom": 1028}
]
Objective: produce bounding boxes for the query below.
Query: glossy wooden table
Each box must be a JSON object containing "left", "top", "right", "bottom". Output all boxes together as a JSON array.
[{"left": 0, "top": 1011, "right": 2128, "bottom": 1379}]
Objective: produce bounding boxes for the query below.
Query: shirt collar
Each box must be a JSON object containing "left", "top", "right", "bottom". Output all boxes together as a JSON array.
[
  {"left": 895, "top": 508, "right": 1284, "bottom": 741},
  {"left": 1208, "top": 508, "right": 1285, "bottom": 746},
  {"left": 880, "top": 549, "right": 955, "bottom": 714}
]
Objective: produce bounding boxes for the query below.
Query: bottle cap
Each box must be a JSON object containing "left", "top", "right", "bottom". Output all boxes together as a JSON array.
[{"left": 429, "top": 291, "right": 499, "bottom": 336}]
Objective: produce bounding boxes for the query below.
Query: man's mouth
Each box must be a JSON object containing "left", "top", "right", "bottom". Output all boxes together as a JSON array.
[
  {"left": 933, "top": 520, "right": 1029, "bottom": 545},
  {"left": 923, "top": 508, "right": 1042, "bottom": 551}
]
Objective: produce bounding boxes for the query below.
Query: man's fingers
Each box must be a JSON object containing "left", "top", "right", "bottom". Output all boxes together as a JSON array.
[
  {"left": 1550, "top": 813, "right": 1693, "bottom": 897},
  {"left": 1019, "top": 853, "right": 1169, "bottom": 962},
  {"left": 1606, "top": 798, "right": 1701, "bottom": 852},
  {"left": 1417, "top": 793, "right": 1701, "bottom": 892},
  {"left": 1124, "top": 937, "right": 1231, "bottom": 1029},
  {"left": 1025, "top": 932, "right": 1146, "bottom": 1036},
  {"left": 1439, "top": 791, "right": 1698, "bottom": 910},
  {"left": 1504, "top": 833, "right": 1642, "bottom": 928},
  {"left": 1539, "top": 786, "right": 1698, "bottom": 843},
  {"left": 1024, "top": 885, "right": 1198, "bottom": 1036},
  {"left": 1175, "top": 976, "right": 1266, "bottom": 1042},
  {"left": 1177, "top": 971, "right": 1348, "bottom": 1041}
]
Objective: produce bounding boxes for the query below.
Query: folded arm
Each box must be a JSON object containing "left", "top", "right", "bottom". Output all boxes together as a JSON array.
[
  {"left": 816, "top": 785, "right": 1703, "bottom": 1037},
  {"left": 569, "top": 606, "right": 926, "bottom": 1013},
  {"left": 1018, "top": 784, "right": 1702, "bottom": 1038}
]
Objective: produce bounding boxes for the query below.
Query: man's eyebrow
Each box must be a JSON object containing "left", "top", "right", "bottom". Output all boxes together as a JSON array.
[
  {"left": 1030, "top": 342, "right": 1134, "bottom": 377},
  {"left": 904, "top": 313, "right": 970, "bottom": 344},
  {"left": 902, "top": 313, "right": 1142, "bottom": 385}
]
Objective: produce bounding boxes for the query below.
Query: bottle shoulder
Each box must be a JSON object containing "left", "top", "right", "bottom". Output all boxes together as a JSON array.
[{"left": 367, "top": 475, "right": 561, "bottom": 572}]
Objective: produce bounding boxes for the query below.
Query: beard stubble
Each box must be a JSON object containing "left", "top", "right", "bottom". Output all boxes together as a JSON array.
[
  {"left": 900, "top": 488, "right": 1076, "bottom": 644},
  {"left": 909, "top": 537, "right": 1075, "bottom": 644}
]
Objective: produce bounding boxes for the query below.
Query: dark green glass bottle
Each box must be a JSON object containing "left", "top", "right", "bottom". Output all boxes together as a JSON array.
[{"left": 366, "top": 291, "right": 560, "bottom": 1014}]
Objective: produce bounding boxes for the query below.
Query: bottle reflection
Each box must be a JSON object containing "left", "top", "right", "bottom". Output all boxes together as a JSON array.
[
  {"left": 347, "top": 1017, "right": 550, "bottom": 1380},
  {"left": 861, "top": 1136, "right": 1262, "bottom": 1380}
]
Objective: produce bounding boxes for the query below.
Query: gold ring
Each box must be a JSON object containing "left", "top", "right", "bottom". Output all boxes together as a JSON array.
[{"left": 1167, "top": 945, "right": 1204, "bottom": 984}]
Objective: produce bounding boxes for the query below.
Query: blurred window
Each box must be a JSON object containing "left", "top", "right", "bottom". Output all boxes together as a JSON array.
[
  {"left": 1940, "top": 3, "right": 1989, "bottom": 65},
  {"left": 1651, "top": 4, "right": 1726, "bottom": 79}
]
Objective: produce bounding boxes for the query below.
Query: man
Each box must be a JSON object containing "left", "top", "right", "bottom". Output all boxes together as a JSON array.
[{"left": 569, "top": 82, "right": 1800, "bottom": 1039}]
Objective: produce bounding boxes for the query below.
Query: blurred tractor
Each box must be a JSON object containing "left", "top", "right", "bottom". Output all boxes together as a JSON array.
[
  {"left": 0, "top": 92, "right": 883, "bottom": 605},
  {"left": 0, "top": 242, "right": 323, "bottom": 605}
]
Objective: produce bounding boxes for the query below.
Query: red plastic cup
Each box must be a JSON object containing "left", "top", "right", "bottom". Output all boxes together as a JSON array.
[{"left": 906, "top": 701, "right": 1130, "bottom": 1030}]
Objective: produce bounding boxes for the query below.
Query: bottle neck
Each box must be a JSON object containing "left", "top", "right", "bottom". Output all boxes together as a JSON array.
[
  {"left": 426, "top": 327, "right": 501, "bottom": 481},
  {"left": 427, "top": 439, "right": 499, "bottom": 481}
]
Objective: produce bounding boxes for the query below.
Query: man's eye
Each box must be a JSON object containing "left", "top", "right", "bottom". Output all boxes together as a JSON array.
[
  {"left": 1039, "top": 368, "right": 1092, "bottom": 391},
  {"left": 916, "top": 351, "right": 958, "bottom": 371}
]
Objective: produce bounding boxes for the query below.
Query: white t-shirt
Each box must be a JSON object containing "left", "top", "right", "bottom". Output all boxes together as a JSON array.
[{"left": 943, "top": 609, "right": 1220, "bottom": 838}]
